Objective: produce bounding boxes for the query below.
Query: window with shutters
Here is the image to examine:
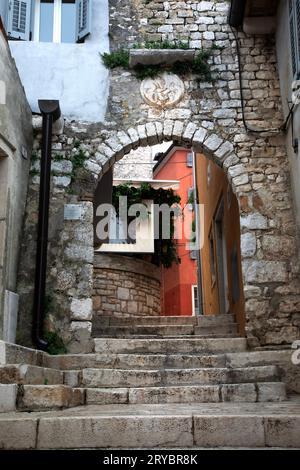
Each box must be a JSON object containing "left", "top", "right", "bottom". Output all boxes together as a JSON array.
[
  {"left": 6, "top": 0, "right": 91, "bottom": 43},
  {"left": 191, "top": 285, "right": 199, "bottom": 315},
  {"left": 289, "top": 0, "right": 300, "bottom": 79},
  {"left": 186, "top": 153, "right": 193, "bottom": 168}
]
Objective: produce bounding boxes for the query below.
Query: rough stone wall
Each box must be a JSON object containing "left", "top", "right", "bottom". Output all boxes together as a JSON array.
[
  {"left": 113, "top": 146, "right": 155, "bottom": 180},
  {"left": 0, "top": 29, "right": 32, "bottom": 341},
  {"left": 93, "top": 253, "right": 161, "bottom": 317},
  {"left": 17, "top": 0, "right": 300, "bottom": 352}
]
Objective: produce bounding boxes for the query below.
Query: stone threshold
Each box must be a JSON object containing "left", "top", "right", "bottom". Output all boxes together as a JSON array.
[
  {"left": 129, "top": 49, "right": 196, "bottom": 68},
  {"left": 1, "top": 400, "right": 300, "bottom": 449}
]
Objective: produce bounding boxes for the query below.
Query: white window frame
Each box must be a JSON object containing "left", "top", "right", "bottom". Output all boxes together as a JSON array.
[
  {"left": 96, "top": 200, "right": 155, "bottom": 254},
  {"left": 33, "top": 0, "right": 62, "bottom": 43},
  {"left": 191, "top": 285, "right": 198, "bottom": 316}
]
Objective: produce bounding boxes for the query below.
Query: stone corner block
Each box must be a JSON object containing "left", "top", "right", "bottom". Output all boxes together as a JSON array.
[
  {"left": 0, "top": 384, "right": 17, "bottom": 412},
  {"left": 70, "top": 298, "right": 93, "bottom": 321}
]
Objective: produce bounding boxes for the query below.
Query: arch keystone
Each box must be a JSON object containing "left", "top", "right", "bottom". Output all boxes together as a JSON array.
[
  {"left": 172, "top": 120, "right": 184, "bottom": 141},
  {"left": 137, "top": 124, "right": 148, "bottom": 146},
  {"left": 154, "top": 121, "right": 164, "bottom": 142},
  {"left": 163, "top": 120, "right": 174, "bottom": 140},
  {"left": 145, "top": 122, "right": 158, "bottom": 146}
]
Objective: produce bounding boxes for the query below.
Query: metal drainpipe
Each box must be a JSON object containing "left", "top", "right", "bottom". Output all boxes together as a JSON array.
[
  {"left": 228, "top": 0, "right": 247, "bottom": 28},
  {"left": 32, "top": 100, "right": 61, "bottom": 351},
  {"left": 192, "top": 150, "right": 204, "bottom": 315}
]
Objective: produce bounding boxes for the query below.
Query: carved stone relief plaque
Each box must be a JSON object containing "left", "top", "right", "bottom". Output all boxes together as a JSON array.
[{"left": 140, "top": 73, "right": 185, "bottom": 109}]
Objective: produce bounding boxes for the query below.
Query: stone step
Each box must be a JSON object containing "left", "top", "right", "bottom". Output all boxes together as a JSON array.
[
  {"left": 81, "top": 365, "right": 280, "bottom": 388},
  {"left": 94, "top": 337, "right": 247, "bottom": 354},
  {"left": 94, "top": 314, "right": 236, "bottom": 328},
  {"left": 0, "top": 364, "right": 63, "bottom": 385},
  {"left": 0, "top": 340, "right": 44, "bottom": 367},
  {"left": 95, "top": 315, "right": 198, "bottom": 326},
  {"left": 93, "top": 334, "right": 239, "bottom": 340},
  {"left": 1, "top": 401, "right": 300, "bottom": 448},
  {"left": 44, "top": 353, "right": 98, "bottom": 371},
  {"left": 197, "top": 314, "right": 236, "bottom": 326},
  {"left": 44, "top": 349, "right": 294, "bottom": 371},
  {"left": 194, "top": 325, "right": 238, "bottom": 336},
  {"left": 86, "top": 382, "right": 286, "bottom": 405},
  {"left": 93, "top": 325, "right": 195, "bottom": 336},
  {"left": 17, "top": 385, "right": 85, "bottom": 411},
  {"left": 0, "top": 384, "right": 17, "bottom": 412},
  {"left": 94, "top": 353, "right": 227, "bottom": 369},
  {"left": 92, "top": 324, "right": 238, "bottom": 337}
]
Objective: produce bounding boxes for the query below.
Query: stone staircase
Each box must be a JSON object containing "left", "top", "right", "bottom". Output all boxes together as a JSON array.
[
  {"left": 92, "top": 313, "right": 239, "bottom": 337},
  {"left": 0, "top": 314, "right": 300, "bottom": 448}
]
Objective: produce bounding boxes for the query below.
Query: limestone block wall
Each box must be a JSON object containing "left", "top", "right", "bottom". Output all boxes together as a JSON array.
[
  {"left": 113, "top": 146, "right": 154, "bottom": 180},
  {"left": 0, "top": 29, "right": 32, "bottom": 342},
  {"left": 93, "top": 254, "right": 161, "bottom": 317},
  {"left": 16, "top": 0, "right": 300, "bottom": 352}
]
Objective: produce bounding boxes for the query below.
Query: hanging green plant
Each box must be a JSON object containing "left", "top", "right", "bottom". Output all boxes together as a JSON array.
[
  {"left": 112, "top": 182, "right": 181, "bottom": 268},
  {"left": 133, "top": 39, "right": 190, "bottom": 50},
  {"left": 101, "top": 49, "right": 130, "bottom": 69},
  {"left": 101, "top": 44, "right": 219, "bottom": 82}
]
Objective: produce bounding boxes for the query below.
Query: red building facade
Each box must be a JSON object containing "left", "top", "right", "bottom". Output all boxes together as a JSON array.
[{"left": 153, "top": 147, "right": 198, "bottom": 316}]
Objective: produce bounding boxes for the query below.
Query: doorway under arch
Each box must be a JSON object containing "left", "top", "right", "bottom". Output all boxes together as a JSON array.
[{"left": 91, "top": 121, "right": 246, "bottom": 336}]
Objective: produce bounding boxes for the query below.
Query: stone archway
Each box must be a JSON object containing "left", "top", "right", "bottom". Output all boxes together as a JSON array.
[
  {"left": 19, "top": 119, "right": 298, "bottom": 353},
  {"left": 87, "top": 120, "right": 250, "bottom": 340},
  {"left": 87, "top": 121, "right": 238, "bottom": 192}
]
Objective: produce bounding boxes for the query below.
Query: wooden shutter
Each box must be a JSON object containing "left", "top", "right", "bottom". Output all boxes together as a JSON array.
[
  {"left": 7, "top": 0, "right": 31, "bottom": 40},
  {"left": 76, "top": 0, "right": 91, "bottom": 42}
]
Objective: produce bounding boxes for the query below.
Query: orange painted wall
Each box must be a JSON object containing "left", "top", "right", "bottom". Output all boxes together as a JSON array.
[
  {"left": 154, "top": 149, "right": 198, "bottom": 316},
  {"left": 195, "top": 153, "right": 245, "bottom": 334}
]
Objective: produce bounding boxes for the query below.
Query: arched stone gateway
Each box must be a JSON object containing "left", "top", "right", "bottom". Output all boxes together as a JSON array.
[
  {"left": 86, "top": 120, "right": 237, "bottom": 192},
  {"left": 74, "top": 119, "right": 298, "bottom": 353},
  {"left": 17, "top": 119, "right": 300, "bottom": 354}
]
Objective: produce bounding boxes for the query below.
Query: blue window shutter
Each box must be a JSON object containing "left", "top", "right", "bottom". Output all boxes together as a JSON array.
[
  {"left": 7, "top": 0, "right": 31, "bottom": 40},
  {"left": 76, "top": 0, "right": 91, "bottom": 42},
  {"left": 296, "top": 0, "right": 300, "bottom": 77},
  {"left": 186, "top": 153, "right": 193, "bottom": 168},
  {"left": 290, "top": 0, "right": 300, "bottom": 78}
]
